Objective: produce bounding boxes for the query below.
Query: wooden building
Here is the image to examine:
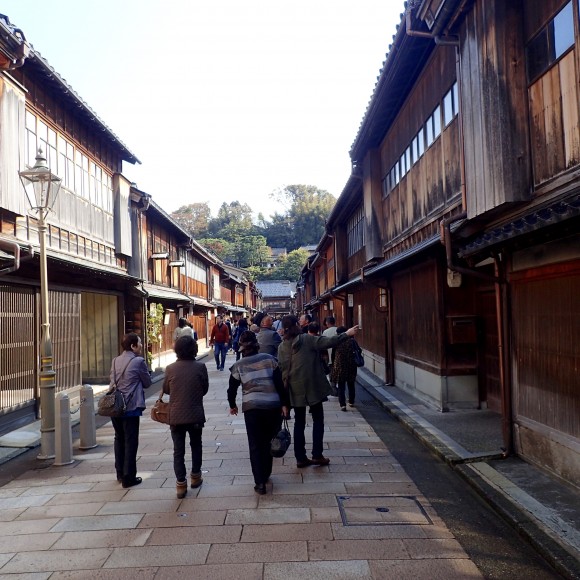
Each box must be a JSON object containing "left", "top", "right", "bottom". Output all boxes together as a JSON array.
[
  {"left": 301, "top": 0, "right": 579, "bottom": 487},
  {"left": 0, "top": 14, "right": 260, "bottom": 433},
  {"left": 0, "top": 17, "right": 141, "bottom": 432},
  {"left": 256, "top": 280, "right": 296, "bottom": 317}
]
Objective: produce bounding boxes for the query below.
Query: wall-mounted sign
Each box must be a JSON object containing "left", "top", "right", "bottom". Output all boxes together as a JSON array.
[{"left": 347, "top": 294, "right": 354, "bottom": 308}]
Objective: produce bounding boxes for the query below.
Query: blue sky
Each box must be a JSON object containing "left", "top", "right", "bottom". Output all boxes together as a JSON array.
[{"left": 4, "top": 1, "right": 403, "bottom": 219}]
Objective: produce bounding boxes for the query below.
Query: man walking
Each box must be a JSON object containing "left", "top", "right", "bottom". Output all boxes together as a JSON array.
[
  {"left": 210, "top": 315, "right": 230, "bottom": 371},
  {"left": 257, "top": 314, "right": 282, "bottom": 357}
]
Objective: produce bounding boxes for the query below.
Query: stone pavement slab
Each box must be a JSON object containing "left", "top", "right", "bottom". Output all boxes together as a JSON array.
[{"left": 0, "top": 352, "right": 486, "bottom": 578}]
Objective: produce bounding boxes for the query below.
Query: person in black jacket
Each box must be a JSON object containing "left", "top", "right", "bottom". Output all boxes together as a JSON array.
[{"left": 163, "top": 336, "right": 209, "bottom": 498}]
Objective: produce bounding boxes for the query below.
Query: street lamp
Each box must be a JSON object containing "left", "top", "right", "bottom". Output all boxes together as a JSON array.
[{"left": 19, "top": 148, "right": 62, "bottom": 460}]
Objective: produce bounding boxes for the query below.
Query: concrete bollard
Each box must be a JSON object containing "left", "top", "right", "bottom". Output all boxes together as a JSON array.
[
  {"left": 54, "top": 392, "right": 74, "bottom": 466},
  {"left": 79, "top": 384, "right": 97, "bottom": 450}
]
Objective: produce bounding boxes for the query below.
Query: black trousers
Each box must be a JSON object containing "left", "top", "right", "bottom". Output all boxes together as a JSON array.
[
  {"left": 111, "top": 416, "right": 140, "bottom": 484},
  {"left": 244, "top": 409, "right": 282, "bottom": 485},
  {"left": 293, "top": 402, "right": 324, "bottom": 461}
]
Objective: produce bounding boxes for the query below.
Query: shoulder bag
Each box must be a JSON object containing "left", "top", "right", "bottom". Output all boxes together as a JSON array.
[
  {"left": 150, "top": 391, "right": 170, "bottom": 424},
  {"left": 352, "top": 340, "right": 365, "bottom": 368},
  {"left": 98, "top": 357, "right": 134, "bottom": 417}
]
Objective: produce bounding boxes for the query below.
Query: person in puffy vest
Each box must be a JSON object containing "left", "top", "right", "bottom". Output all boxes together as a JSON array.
[{"left": 227, "top": 331, "right": 289, "bottom": 495}]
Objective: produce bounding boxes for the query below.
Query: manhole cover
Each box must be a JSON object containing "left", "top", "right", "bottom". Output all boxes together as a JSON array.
[{"left": 337, "top": 495, "right": 433, "bottom": 526}]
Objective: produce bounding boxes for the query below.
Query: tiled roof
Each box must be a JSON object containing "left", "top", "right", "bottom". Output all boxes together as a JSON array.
[{"left": 256, "top": 280, "right": 296, "bottom": 298}]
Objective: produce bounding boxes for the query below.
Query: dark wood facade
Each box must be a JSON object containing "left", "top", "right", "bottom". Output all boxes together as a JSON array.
[{"left": 299, "top": 0, "right": 580, "bottom": 486}]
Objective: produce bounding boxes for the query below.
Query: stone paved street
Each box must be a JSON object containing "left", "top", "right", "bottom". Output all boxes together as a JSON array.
[{"left": 0, "top": 353, "right": 483, "bottom": 579}]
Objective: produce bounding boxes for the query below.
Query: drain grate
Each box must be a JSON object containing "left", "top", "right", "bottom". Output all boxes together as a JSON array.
[{"left": 337, "top": 495, "right": 433, "bottom": 526}]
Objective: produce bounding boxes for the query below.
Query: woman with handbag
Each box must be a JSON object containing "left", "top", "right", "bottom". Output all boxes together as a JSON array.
[
  {"left": 277, "top": 315, "right": 359, "bottom": 468},
  {"left": 163, "top": 335, "right": 209, "bottom": 499},
  {"left": 330, "top": 326, "right": 359, "bottom": 411},
  {"left": 109, "top": 333, "right": 152, "bottom": 488},
  {"left": 227, "top": 331, "right": 289, "bottom": 495}
]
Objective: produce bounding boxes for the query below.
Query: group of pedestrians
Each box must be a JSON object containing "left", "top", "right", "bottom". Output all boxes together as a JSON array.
[{"left": 107, "top": 313, "right": 360, "bottom": 499}]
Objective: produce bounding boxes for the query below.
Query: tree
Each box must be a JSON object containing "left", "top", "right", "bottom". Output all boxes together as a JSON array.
[
  {"left": 275, "top": 248, "right": 310, "bottom": 281},
  {"left": 226, "top": 234, "right": 270, "bottom": 268},
  {"left": 208, "top": 201, "right": 254, "bottom": 239},
  {"left": 197, "top": 238, "right": 231, "bottom": 262},
  {"left": 171, "top": 202, "right": 211, "bottom": 238},
  {"left": 268, "top": 185, "right": 336, "bottom": 250}
]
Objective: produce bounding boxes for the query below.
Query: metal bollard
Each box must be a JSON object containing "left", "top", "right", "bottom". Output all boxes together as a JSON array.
[
  {"left": 54, "top": 392, "right": 74, "bottom": 466},
  {"left": 79, "top": 384, "right": 97, "bottom": 450}
]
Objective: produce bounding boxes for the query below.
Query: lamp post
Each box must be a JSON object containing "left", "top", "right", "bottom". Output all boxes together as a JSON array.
[{"left": 19, "top": 149, "right": 62, "bottom": 460}]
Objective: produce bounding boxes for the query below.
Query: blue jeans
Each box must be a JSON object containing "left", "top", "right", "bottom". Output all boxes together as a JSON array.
[
  {"left": 214, "top": 342, "right": 228, "bottom": 369},
  {"left": 170, "top": 423, "right": 203, "bottom": 482},
  {"left": 293, "top": 402, "right": 324, "bottom": 461}
]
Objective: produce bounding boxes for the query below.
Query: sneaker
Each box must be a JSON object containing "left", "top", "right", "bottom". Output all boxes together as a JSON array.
[
  {"left": 190, "top": 472, "right": 203, "bottom": 488},
  {"left": 348, "top": 402, "right": 355, "bottom": 407},
  {"left": 296, "top": 458, "right": 314, "bottom": 468},
  {"left": 340, "top": 406, "right": 347, "bottom": 412},
  {"left": 311, "top": 456, "right": 330, "bottom": 466},
  {"left": 176, "top": 480, "right": 188, "bottom": 499}
]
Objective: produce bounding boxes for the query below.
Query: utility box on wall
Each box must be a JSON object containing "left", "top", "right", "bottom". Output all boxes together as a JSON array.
[{"left": 447, "top": 316, "right": 477, "bottom": 344}]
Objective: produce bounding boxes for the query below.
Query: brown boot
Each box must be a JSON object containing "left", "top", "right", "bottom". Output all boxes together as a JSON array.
[
  {"left": 176, "top": 480, "right": 188, "bottom": 499},
  {"left": 190, "top": 471, "right": 203, "bottom": 489}
]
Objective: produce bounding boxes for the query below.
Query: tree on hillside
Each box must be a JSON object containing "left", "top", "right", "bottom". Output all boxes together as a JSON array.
[
  {"left": 274, "top": 248, "right": 310, "bottom": 281},
  {"left": 171, "top": 202, "right": 211, "bottom": 238},
  {"left": 267, "top": 185, "right": 336, "bottom": 250},
  {"left": 227, "top": 235, "right": 270, "bottom": 268},
  {"left": 208, "top": 201, "right": 254, "bottom": 239},
  {"left": 197, "top": 238, "right": 231, "bottom": 262}
]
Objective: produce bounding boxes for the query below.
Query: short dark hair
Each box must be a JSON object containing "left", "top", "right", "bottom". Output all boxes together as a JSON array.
[
  {"left": 252, "top": 312, "right": 265, "bottom": 327},
  {"left": 324, "top": 316, "right": 335, "bottom": 326},
  {"left": 121, "top": 333, "right": 140, "bottom": 351},
  {"left": 178, "top": 317, "right": 187, "bottom": 328},
  {"left": 308, "top": 321, "right": 320, "bottom": 334},
  {"left": 174, "top": 335, "right": 198, "bottom": 360}
]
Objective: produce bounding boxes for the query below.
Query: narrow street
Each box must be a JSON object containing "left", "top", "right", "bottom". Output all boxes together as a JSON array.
[{"left": 0, "top": 352, "right": 561, "bottom": 579}]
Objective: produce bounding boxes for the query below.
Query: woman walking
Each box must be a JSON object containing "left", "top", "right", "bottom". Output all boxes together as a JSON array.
[
  {"left": 228, "top": 331, "right": 289, "bottom": 495},
  {"left": 110, "top": 333, "right": 152, "bottom": 488},
  {"left": 330, "top": 326, "right": 359, "bottom": 411},
  {"left": 277, "top": 315, "right": 359, "bottom": 468},
  {"left": 162, "top": 335, "right": 209, "bottom": 498}
]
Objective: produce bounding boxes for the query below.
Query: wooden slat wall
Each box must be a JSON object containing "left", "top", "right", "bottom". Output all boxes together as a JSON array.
[
  {"left": 81, "top": 292, "right": 119, "bottom": 381},
  {"left": 460, "top": 0, "right": 531, "bottom": 218},
  {"left": 512, "top": 268, "right": 580, "bottom": 438},
  {"left": 0, "top": 286, "right": 35, "bottom": 412},
  {"left": 49, "top": 290, "right": 81, "bottom": 392},
  {"left": 529, "top": 51, "right": 580, "bottom": 184},
  {"left": 391, "top": 259, "right": 442, "bottom": 371}
]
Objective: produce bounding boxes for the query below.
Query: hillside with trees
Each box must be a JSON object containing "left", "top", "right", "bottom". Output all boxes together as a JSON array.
[{"left": 170, "top": 184, "right": 335, "bottom": 281}]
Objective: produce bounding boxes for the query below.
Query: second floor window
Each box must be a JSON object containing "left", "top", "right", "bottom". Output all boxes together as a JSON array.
[
  {"left": 24, "top": 110, "right": 113, "bottom": 213},
  {"left": 526, "top": 1, "right": 574, "bottom": 82},
  {"left": 347, "top": 206, "right": 365, "bottom": 257}
]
